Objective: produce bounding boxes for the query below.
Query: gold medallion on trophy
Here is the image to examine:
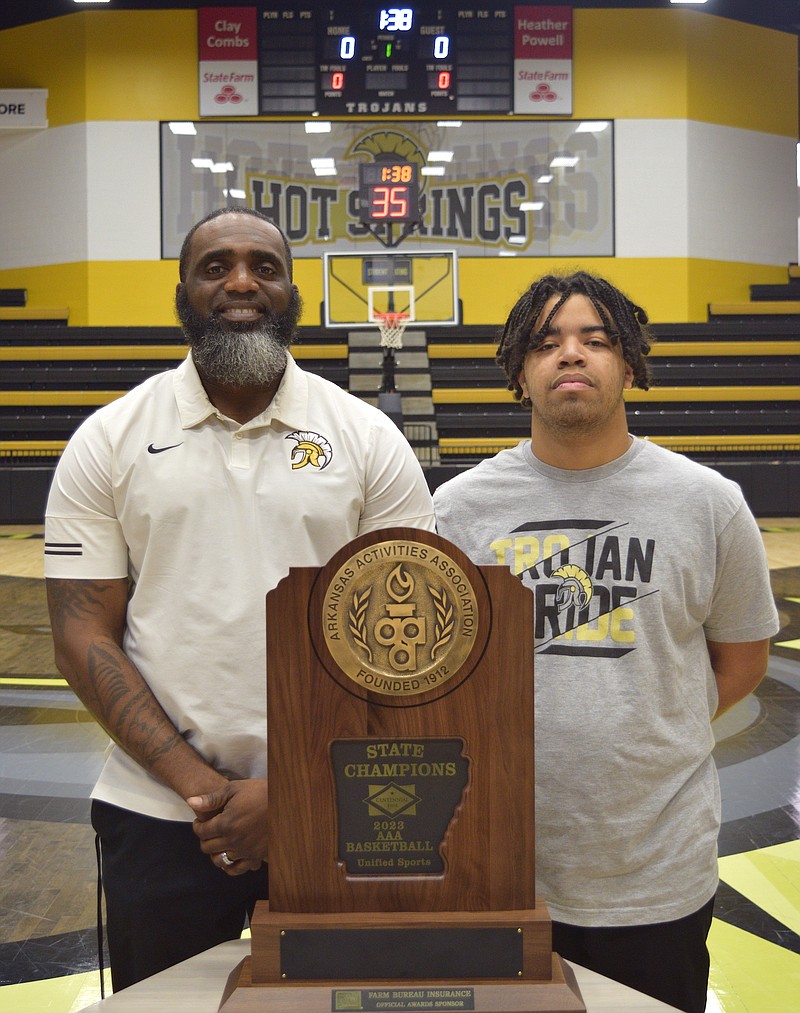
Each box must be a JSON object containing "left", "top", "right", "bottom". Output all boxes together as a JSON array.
[{"left": 322, "top": 539, "right": 479, "bottom": 697}]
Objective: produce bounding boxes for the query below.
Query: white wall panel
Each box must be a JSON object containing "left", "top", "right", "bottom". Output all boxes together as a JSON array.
[
  {"left": 0, "top": 123, "right": 89, "bottom": 269},
  {"left": 615, "top": 118, "right": 796, "bottom": 265},
  {"left": 614, "top": 119, "right": 689, "bottom": 259},
  {"left": 0, "top": 121, "right": 161, "bottom": 270},
  {"left": 86, "top": 121, "right": 160, "bottom": 261},
  {"left": 686, "top": 121, "right": 797, "bottom": 265}
]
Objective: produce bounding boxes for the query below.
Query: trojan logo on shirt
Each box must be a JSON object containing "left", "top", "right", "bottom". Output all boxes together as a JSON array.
[
  {"left": 286, "top": 430, "right": 333, "bottom": 470},
  {"left": 489, "top": 519, "right": 657, "bottom": 659}
]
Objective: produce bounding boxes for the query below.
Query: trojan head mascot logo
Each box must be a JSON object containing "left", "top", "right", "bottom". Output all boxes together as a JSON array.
[{"left": 286, "top": 431, "right": 333, "bottom": 470}]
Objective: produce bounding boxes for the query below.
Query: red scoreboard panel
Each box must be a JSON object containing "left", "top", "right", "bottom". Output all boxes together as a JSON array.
[{"left": 259, "top": 5, "right": 514, "bottom": 116}]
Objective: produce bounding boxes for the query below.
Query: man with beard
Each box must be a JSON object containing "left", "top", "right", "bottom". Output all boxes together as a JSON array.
[
  {"left": 433, "top": 272, "right": 778, "bottom": 1013},
  {"left": 43, "top": 208, "right": 435, "bottom": 990}
]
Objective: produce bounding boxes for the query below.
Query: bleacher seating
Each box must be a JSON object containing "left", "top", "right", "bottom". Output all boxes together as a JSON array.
[
  {"left": 424, "top": 318, "right": 800, "bottom": 512},
  {"left": 707, "top": 263, "right": 800, "bottom": 319},
  {"left": 0, "top": 328, "right": 349, "bottom": 439},
  {"left": 1, "top": 310, "right": 799, "bottom": 518},
  {"left": 0, "top": 325, "right": 349, "bottom": 521}
]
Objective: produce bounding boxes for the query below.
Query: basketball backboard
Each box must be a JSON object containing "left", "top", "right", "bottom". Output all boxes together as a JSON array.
[{"left": 323, "top": 250, "right": 458, "bottom": 328}]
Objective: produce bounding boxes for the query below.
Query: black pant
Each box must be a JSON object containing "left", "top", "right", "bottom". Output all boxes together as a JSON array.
[
  {"left": 92, "top": 800, "right": 269, "bottom": 991},
  {"left": 552, "top": 896, "right": 715, "bottom": 1013}
]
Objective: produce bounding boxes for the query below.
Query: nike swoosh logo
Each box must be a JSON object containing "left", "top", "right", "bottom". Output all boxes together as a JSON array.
[{"left": 147, "top": 443, "right": 183, "bottom": 454}]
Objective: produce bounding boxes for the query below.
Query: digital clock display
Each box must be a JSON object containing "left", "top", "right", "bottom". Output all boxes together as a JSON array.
[
  {"left": 259, "top": 5, "right": 514, "bottom": 116},
  {"left": 358, "top": 161, "right": 420, "bottom": 223}
]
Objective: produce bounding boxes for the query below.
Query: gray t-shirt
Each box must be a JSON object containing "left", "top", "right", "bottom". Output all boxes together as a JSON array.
[{"left": 433, "top": 437, "right": 778, "bottom": 927}]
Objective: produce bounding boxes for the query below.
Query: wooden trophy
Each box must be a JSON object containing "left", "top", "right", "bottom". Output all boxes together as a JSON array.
[{"left": 220, "top": 527, "right": 584, "bottom": 1012}]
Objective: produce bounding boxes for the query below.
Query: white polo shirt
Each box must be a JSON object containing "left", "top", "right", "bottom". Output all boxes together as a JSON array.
[{"left": 45, "top": 353, "right": 435, "bottom": 821}]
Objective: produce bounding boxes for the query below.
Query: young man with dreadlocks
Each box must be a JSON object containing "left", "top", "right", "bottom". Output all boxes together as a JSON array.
[{"left": 433, "top": 272, "right": 778, "bottom": 1013}]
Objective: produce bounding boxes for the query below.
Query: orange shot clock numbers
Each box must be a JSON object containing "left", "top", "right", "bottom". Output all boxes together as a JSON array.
[{"left": 358, "top": 161, "right": 421, "bottom": 224}]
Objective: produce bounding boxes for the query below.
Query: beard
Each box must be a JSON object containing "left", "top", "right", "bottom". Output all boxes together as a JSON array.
[
  {"left": 532, "top": 381, "right": 626, "bottom": 439},
  {"left": 175, "top": 287, "right": 302, "bottom": 388}
]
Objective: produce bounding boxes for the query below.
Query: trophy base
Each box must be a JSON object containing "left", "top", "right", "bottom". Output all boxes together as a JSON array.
[
  {"left": 218, "top": 953, "right": 585, "bottom": 1012},
  {"left": 218, "top": 905, "right": 585, "bottom": 1012}
]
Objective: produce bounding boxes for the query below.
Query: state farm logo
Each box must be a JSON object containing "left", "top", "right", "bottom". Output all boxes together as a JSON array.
[
  {"left": 529, "top": 83, "right": 558, "bottom": 102},
  {"left": 215, "top": 84, "right": 243, "bottom": 104}
]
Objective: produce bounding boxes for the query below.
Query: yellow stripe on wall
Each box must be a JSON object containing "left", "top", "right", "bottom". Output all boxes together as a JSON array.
[
  {"left": 686, "top": 15, "right": 798, "bottom": 136},
  {"left": 0, "top": 11, "right": 198, "bottom": 126},
  {"left": 574, "top": 11, "right": 797, "bottom": 135},
  {"left": 456, "top": 259, "right": 791, "bottom": 327},
  {"left": 0, "top": 259, "right": 791, "bottom": 328}
]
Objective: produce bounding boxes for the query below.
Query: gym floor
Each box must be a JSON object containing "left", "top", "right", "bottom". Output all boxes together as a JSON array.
[{"left": 1, "top": 519, "right": 798, "bottom": 1012}]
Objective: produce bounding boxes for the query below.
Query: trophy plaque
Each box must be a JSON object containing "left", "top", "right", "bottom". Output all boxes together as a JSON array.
[{"left": 220, "top": 528, "right": 584, "bottom": 1012}]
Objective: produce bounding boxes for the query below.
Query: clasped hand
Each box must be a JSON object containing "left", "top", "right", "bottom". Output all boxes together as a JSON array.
[{"left": 186, "top": 778, "right": 268, "bottom": 876}]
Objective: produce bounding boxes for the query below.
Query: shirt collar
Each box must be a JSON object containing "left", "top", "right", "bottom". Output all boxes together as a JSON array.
[{"left": 173, "top": 351, "right": 309, "bottom": 430}]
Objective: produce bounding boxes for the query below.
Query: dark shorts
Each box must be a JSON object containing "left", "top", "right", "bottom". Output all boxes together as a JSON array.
[
  {"left": 92, "top": 800, "right": 268, "bottom": 991},
  {"left": 553, "top": 895, "right": 715, "bottom": 1013}
]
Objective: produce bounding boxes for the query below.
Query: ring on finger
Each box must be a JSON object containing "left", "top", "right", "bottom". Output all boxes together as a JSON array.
[{"left": 220, "top": 851, "right": 235, "bottom": 867}]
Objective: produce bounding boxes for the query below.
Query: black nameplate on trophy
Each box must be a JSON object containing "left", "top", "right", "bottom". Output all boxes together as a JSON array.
[
  {"left": 280, "top": 927, "right": 522, "bottom": 980},
  {"left": 330, "top": 738, "right": 469, "bottom": 875}
]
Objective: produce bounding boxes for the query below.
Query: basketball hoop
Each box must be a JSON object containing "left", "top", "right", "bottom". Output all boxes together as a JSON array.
[{"left": 375, "top": 311, "right": 409, "bottom": 349}]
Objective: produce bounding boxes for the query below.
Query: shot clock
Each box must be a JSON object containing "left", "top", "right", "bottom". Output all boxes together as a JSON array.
[
  {"left": 259, "top": 5, "right": 513, "bottom": 116},
  {"left": 358, "top": 160, "right": 420, "bottom": 224}
]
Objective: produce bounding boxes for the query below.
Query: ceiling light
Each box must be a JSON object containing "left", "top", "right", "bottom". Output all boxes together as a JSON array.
[
  {"left": 421, "top": 166, "right": 445, "bottom": 176},
  {"left": 310, "top": 157, "right": 337, "bottom": 177},
  {"left": 508, "top": 236, "right": 527, "bottom": 245},
  {"left": 73, "top": 1, "right": 111, "bottom": 4},
  {"left": 499, "top": 251, "right": 517, "bottom": 257},
  {"left": 550, "top": 156, "right": 579, "bottom": 168},
  {"left": 670, "top": 1, "right": 708, "bottom": 5},
  {"left": 574, "top": 121, "right": 608, "bottom": 133},
  {"left": 537, "top": 174, "right": 554, "bottom": 184},
  {"left": 169, "top": 122, "right": 197, "bottom": 135},
  {"left": 436, "top": 121, "right": 462, "bottom": 128},
  {"left": 211, "top": 162, "right": 234, "bottom": 173},
  {"left": 305, "top": 121, "right": 332, "bottom": 133},
  {"left": 224, "top": 189, "right": 246, "bottom": 199},
  {"left": 191, "top": 158, "right": 214, "bottom": 169},
  {"left": 520, "top": 202, "right": 545, "bottom": 211},
  {"left": 428, "top": 151, "right": 454, "bottom": 162}
]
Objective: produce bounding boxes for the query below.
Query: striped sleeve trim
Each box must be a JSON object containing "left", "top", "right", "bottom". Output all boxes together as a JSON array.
[{"left": 44, "top": 542, "right": 83, "bottom": 557}]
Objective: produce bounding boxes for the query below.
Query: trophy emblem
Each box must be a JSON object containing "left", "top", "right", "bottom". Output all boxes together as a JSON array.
[{"left": 322, "top": 539, "right": 480, "bottom": 697}]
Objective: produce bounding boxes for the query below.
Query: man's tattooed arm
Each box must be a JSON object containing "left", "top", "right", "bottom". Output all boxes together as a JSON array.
[{"left": 45, "top": 577, "right": 228, "bottom": 800}]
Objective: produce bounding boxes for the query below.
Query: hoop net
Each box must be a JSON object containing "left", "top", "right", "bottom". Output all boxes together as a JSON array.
[{"left": 375, "top": 311, "right": 409, "bottom": 349}]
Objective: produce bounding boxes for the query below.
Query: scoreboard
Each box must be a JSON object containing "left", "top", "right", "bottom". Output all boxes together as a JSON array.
[
  {"left": 357, "top": 160, "right": 421, "bottom": 223},
  {"left": 259, "top": 5, "right": 514, "bottom": 116}
]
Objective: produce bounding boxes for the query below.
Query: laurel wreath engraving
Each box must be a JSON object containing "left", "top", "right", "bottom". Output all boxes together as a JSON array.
[
  {"left": 348, "top": 587, "right": 373, "bottom": 662},
  {"left": 429, "top": 585, "right": 453, "bottom": 660}
]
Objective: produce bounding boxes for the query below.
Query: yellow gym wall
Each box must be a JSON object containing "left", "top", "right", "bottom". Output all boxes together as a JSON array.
[{"left": 0, "top": 8, "right": 796, "bottom": 327}]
